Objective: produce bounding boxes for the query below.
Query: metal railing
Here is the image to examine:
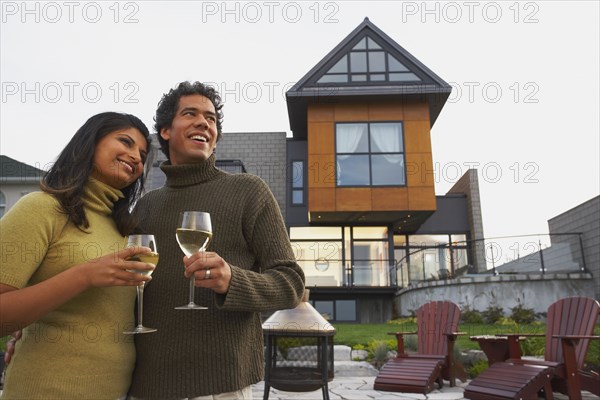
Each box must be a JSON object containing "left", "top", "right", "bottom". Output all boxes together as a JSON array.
[
  {"left": 299, "top": 233, "right": 587, "bottom": 288},
  {"left": 395, "top": 233, "right": 587, "bottom": 287}
]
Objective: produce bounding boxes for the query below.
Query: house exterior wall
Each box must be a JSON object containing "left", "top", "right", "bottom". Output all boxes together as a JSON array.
[
  {"left": 446, "top": 169, "right": 487, "bottom": 272},
  {"left": 306, "top": 101, "right": 436, "bottom": 215},
  {"left": 218, "top": 132, "right": 288, "bottom": 219},
  {"left": 548, "top": 196, "right": 600, "bottom": 300}
]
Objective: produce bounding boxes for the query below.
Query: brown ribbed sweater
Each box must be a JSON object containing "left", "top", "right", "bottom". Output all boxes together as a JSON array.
[{"left": 127, "top": 155, "right": 305, "bottom": 399}]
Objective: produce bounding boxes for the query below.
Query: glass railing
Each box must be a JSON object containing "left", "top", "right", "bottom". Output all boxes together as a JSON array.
[
  {"left": 298, "top": 233, "right": 587, "bottom": 288},
  {"left": 396, "top": 233, "right": 587, "bottom": 287},
  {"left": 480, "top": 233, "right": 586, "bottom": 275}
]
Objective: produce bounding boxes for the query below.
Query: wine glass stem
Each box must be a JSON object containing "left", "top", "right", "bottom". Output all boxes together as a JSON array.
[
  {"left": 188, "top": 276, "right": 196, "bottom": 306},
  {"left": 137, "top": 283, "right": 145, "bottom": 327}
]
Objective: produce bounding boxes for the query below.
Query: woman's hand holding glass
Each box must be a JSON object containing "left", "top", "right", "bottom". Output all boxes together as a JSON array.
[
  {"left": 77, "top": 246, "right": 155, "bottom": 288},
  {"left": 123, "top": 234, "right": 158, "bottom": 334}
]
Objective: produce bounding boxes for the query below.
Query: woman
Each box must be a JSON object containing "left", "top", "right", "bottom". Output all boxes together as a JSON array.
[{"left": 0, "top": 112, "right": 155, "bottom": 399}]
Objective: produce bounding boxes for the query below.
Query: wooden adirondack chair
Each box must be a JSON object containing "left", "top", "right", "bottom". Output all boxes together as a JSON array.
[
  {"left": 373, "top": 300, "right": 468, "bottom": 393},
  {"left": 464, "top": 296, "right": 600, "bottom": 400}
]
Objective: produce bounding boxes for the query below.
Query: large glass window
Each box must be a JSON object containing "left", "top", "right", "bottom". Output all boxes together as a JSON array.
[
  {"left": 336, "top": 122, "right": 405, "bottom": 186},
  {"left": 317, "top": 35, "right": 421, "bottom": 84},
  {"left": 393, "top": 233, "right": 470, "bottom": 286},
  {"left": 352, "top": 227, "right": 390, "bottom": 287},
  {"left": 312, "top": 299, "right": 357, "bottom": 322},
  {"left": 290, "top": 227, "right": 343, "bottom": 287},
  {"left": 335, "top": 300, "right": 357, "bottom": 321},
  {"left": 291, "top": 226, "right": 391, "bottom": 288}
]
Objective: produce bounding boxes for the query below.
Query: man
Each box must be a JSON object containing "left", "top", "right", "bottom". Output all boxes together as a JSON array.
[{"left": 127, "top": 81, "right": 305, "bottom": 399}]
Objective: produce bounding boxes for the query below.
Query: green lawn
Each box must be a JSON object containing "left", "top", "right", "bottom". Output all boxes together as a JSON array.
[
  {"left": 2, "top": 323, "right": 598, "bottom": 368},
  {"left": 333, "top": 322, "right": 590, "bottom": 352}
]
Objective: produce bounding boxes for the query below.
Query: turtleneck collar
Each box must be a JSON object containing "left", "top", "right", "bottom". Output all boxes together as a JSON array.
[
  {"left": 160, "top": 153, "right": 222, "bottom": 187},
  {"left": 83, "top": 178, "right": 124, "bottom": 215}
]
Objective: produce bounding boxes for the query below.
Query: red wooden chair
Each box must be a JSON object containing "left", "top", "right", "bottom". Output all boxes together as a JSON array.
[
  {"left": 464, "top": 296, "right": 600, "bottom": 400},
  {"left": 373, "top": 300, "right": 468, "bottom": 393}
]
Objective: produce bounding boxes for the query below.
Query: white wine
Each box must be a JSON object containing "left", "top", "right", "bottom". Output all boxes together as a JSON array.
[
  {"left": 176, "top": 228, "right": 212, "bottom": 256},
  {"left": 127, "top": 252, "right": 159, "bottom": 276}
]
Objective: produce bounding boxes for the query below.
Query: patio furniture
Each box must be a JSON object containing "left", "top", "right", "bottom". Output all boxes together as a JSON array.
[
  {"left": 374, "top": 300, "right": 467, "bottom": 393},
  {"left": 464, "top": 296, "right": 600, "bottom": 400}
]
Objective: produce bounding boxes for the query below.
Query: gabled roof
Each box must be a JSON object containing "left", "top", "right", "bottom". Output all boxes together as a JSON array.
[
  {"left": 286, "top": 18, "right": 452, "bottom": 138},
  {"left": 0, "top": 155, "right": 45, "bottom": 181}
]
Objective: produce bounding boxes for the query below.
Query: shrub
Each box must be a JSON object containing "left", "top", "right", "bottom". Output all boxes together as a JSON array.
[
  {"left": 482, "top": 306, "right": 504, "bottom": 324},
  {"left": 510, "top": 304, "right": 537, "bottom": 324},
  {"left": 461, "top": 306, "right": 484, "bottom": 324},
  {"left": 494, "top": 317, "right": 517, "bottom": 327},
  {"left": 368, "top": 340, "right": 391, "bottom": 369},
  {"left": 520, "top": 336, "right": 545, "bottom": 357},
  {"left": 388, "top": 317, "right": 416, "bottom": 325},
  {"left": 403, "top": 335, "right": 418, "bottom": 352},
  {"left": 274, "top": 337, "right": 313, "bottom": 358},
  {"left": 468, "top": 359, "right": 489, "bottom": 379},
  {"left": 585, "top": 337, "right": 600, "bottom": 372}
]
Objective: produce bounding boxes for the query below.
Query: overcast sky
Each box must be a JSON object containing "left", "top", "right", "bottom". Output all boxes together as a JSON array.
[{"left": 1, "top": 1, "right": 598, "bottom": 242}]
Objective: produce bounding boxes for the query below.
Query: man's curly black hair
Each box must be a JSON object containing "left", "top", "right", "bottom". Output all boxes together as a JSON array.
[{"left": 154, "top": 81, "right": 224, "bottom": 160}]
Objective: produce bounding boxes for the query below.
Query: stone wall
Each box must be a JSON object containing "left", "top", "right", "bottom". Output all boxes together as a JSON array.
[{"left": 395, "top": 273, "right": 596, "bottom": 317}]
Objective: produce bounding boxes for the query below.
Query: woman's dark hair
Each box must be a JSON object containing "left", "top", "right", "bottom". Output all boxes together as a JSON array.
[
  {"left": 154, "top": 81, "right": 224, "bottom": 159},
  {"left": 41, "top": 112, "right": 152, "bottom": 236}
]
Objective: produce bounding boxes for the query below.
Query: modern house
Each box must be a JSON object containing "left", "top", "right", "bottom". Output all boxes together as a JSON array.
[{"left": 280, "top": 18, "right": 484, "bottom": 322}]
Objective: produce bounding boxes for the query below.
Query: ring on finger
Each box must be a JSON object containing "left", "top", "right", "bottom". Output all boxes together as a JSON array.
[{"left": 205, "top": 269, "right": 211, "bottom": 280}]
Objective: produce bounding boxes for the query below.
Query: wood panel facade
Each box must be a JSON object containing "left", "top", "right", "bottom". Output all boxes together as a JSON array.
[{"left": 307, "top": 101, "right": 436, "bottom": 216}]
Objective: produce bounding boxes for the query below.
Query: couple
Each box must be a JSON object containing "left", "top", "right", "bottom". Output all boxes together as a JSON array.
[{"left": 0, "top": 81, "right": 306, "bottom": 399}]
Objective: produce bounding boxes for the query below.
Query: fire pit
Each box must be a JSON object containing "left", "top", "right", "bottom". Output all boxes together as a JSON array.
[{"left": 262, "top": 290, "right": 336, "bottom": 400}]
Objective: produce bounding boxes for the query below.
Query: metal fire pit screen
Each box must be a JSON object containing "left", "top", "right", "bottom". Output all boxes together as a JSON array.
[
  {"left": 263, "top": 331, "right": 334, "bottom": 399},
  {"left": 262, "top": 290, "right": 336, "bottom": 400}
]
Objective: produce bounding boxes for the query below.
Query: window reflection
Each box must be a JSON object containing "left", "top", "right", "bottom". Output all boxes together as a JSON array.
[
  {"left": 369, "top": 51, "right": 386, "bottom": 72},
  {"left": 372, "top": 155, "right": 405, "bottom": 185},
  {"left": 350, "top": 52, "right": 367, "bottom": 73},
  {"left": 316, "top": 35, "right": 421, "bottom": 84},
  {"left": 336, "top": 155, "right": 370, "bottom": 186},
  {"left": 336, "top": 122, "right": 405, "bottom": 187},
  {"left": 290, "top": 228, "right": 470, "bottom": 289}
]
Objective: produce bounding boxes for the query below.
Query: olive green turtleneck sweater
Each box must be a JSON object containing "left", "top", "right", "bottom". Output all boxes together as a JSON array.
[
  {"left": 128, "top": 154, "right": 305, "bottom": 399},
  {"left": 0, "top": 178, "right": 136, "bottom": 399}
]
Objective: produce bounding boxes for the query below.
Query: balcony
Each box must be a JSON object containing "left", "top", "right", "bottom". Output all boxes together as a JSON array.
[{"left": 295, "top": 233, "right": 588, "bottom": 289}]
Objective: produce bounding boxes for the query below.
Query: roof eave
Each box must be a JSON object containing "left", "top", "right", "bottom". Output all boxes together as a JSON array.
[{"left": 286, "top": 88, "right": 451, "bottom": 139}]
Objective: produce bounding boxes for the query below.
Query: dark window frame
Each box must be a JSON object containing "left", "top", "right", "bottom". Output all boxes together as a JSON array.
[
  {"left": 316, "top": 35, "right": 423, "bottom": 85},
  {"left": 335, "top": 121, "right": 407, "bottom": 188},
  {"left": 311, "top": 299, "right": 358, "bottom": 322},
  {"left": 291, "top": 159, "right": 306, "bottom": 206}
]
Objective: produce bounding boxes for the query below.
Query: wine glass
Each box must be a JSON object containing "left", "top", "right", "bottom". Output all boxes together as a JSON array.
[
  {"left": 123, "top": 234, "right": 159, "bottom": 334},
  {"left": 175, "top": 211, "right": 212, "bottom": 310}
]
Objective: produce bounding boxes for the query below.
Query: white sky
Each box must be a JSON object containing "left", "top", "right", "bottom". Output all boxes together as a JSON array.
[{"left": 1, "top": 1, "right": 599, "bottom": 241}]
